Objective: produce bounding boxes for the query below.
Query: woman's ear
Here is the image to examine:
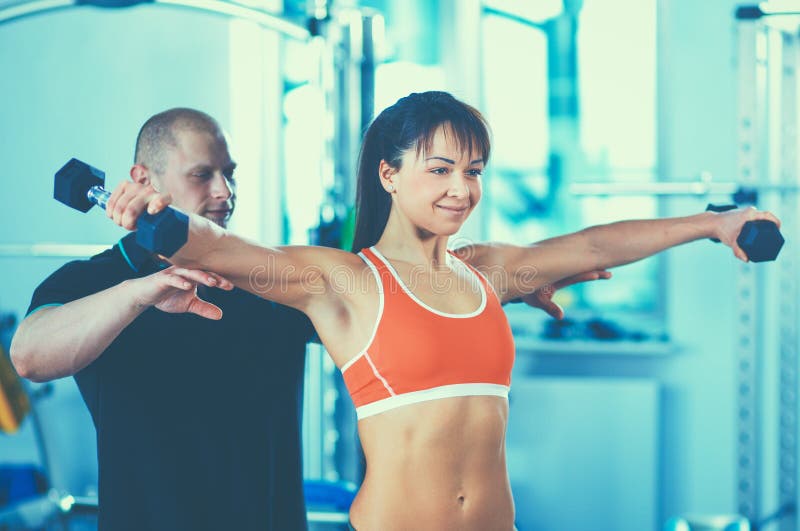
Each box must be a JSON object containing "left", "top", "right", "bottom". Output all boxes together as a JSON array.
[{"left": 378, "top": 160, "right": 396, "bottom": 193}]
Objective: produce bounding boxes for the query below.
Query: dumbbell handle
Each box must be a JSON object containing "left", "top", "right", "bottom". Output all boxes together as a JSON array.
[
  {"left": 87, "top": 185, "right": 111, "bottom": 210},
  {"left": 85, "top": 183, "right": 188, "bottom": 257}
]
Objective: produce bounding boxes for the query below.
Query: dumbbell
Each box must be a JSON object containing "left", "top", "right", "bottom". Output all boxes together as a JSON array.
[
  {"left": 54, "top": 158, "right": 188, "bottom": 257},
  {"left": 706, "top": 203, "right": 784, "bottom": 262}
]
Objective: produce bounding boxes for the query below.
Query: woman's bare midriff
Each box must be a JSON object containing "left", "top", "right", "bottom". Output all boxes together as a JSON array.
[{"left": 349, "top": 395, "right": 515, "bottom": 531}]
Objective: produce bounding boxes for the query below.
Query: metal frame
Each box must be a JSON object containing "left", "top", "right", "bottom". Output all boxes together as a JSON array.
[
  {"left": 0, "top": 0, "right": 310, "bottom": 40},
  {"left": 313, "top": 7, "right": 383, "bottom": 486},
  {"left": 777, "top": 25, "right": 799, "bottom": 531},
  {"left": 734, "top": 19, "right": 764, "bottom": 521},
  {"left": 570, "top": 179, "right": 800, "bottom": 198},
  {"left": 0, "top": 244, "right": 111, "bottom": 257},
  {"left": 0, "top": 492, "right": 351, "bottom": 526},
  {"left": 735, "top": 12, "right": 800, "bottom": 528}
]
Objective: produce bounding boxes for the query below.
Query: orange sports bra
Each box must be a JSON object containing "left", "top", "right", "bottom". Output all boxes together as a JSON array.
[{"left": 340, "top": 246, "right": 515, "bottom": 420}]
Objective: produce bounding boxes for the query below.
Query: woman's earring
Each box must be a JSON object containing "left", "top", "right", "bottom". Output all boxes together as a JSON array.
[{"left": 387, "top": 184, "right": 394, "bottom": 192}]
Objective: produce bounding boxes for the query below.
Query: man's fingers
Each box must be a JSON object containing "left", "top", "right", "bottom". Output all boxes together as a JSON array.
[
  {"left": 552, "top": 270, "right": 612, "bottom": 290},
  {"left": 206, "top": 272, "right": 234, "bottom": 290},
  {"left": 545, "top": 301, "right": 564, "bottom": 320},
  {"left": 170, "top": 269, "right": 233, "bottom": 289},
  {"left": 164, "top": 274, "right": 193, "bottom": 290}
]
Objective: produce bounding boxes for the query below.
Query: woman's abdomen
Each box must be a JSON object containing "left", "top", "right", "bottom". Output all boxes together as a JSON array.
[{"left": 349, "top": 396, "right": 515, "bottom": 531}]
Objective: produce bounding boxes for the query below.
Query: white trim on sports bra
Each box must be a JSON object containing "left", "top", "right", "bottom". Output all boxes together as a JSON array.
[
  {"left": 368, "top": 246, "right": 487, "bottom": 319},
  {"left": 354, "top": 382, "right": 509, "bottom": 420},
  {"left": 340, "top": 251, "right": 386, "bottom": 373}
]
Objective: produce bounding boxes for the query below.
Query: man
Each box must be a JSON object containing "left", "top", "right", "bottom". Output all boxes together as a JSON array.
[
  {"left": 10, "top": 107, "right": 605, "bottom": 531},
  {"left": 10, "top": 108, "right": 312, "bottom": 531}
]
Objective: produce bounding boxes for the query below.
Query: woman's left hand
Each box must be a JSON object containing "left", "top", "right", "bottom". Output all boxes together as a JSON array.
[{"left": 712, "top": 207, "right": 782, "bottom": 262}]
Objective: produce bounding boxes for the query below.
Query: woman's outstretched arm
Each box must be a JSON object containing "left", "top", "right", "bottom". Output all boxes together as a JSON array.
[
  {"left": 105, "top": 180, "right": 357, "bottom": 312},
  {"left": 456, "top": 208, "right": 781, "bottom": 303}
]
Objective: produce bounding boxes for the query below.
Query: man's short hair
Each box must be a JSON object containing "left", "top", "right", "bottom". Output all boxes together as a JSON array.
[{"left": 134, "top": 108, "right": 222, "bottom": 174}]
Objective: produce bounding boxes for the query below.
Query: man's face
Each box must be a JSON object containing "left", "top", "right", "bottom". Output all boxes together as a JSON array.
[{"left": 153, "top": 127, "right": 237, "bottom": 228}]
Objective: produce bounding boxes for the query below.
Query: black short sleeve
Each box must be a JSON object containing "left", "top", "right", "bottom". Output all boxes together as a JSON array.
[
  {"left": 26, "top": 248, "right": 129, "bottom": 316},
  {"left": 289, "top": 308, "right": 316, "bottom": 343}
]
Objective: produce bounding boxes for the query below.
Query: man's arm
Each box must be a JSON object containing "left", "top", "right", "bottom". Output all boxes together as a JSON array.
[{"left": 10, "top": 267, "right": 231, "bottom": 382}]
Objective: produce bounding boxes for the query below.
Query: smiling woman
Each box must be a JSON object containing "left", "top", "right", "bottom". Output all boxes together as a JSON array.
[
  {"left": 351, "top": 92, "right": 491, "bottom": 252},
  {"left": 101, "top": 90, "right": 778, "bottom": 531}
]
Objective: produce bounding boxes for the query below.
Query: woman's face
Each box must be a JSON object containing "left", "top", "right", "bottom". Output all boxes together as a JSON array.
[{"left": 386, "top": 125, "right": 484, "bottom": 237}]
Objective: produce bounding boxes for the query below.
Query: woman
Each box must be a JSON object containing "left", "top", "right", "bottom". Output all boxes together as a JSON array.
[{"left": 107, "top": 91, "right": 778, "bottom": 530}]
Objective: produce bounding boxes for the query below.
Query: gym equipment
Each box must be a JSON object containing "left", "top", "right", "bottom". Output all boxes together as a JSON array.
[
  {"left": 0, "top": 0, "right": 313, "bottom": 39},
  {"left": 663, "top": 514, "right": 749, "bottom": 531},
  {"left": 736, "top": 3, "right": 800, "bottom": 20},
  {"left": 0, "top": 316, "right": 28, "bottom": 434},
  {"left": 705, "top": 203, "right": 784, "bottom": 262},
  {"left": 54, "top": 158, "right": 189, "bottom": 257}
]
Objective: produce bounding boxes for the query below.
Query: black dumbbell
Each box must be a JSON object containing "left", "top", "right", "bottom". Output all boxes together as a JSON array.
[
  {"left": 706, "top": 203, "right": 784, "bottom": 262},
  {"left": 54, "top": 158, "right": 188, "bottom": 257}
]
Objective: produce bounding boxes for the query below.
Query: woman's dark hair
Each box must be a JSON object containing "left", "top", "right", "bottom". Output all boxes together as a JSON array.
[{"left": 351, "top": 91, "right": 491, "bottom": 252}]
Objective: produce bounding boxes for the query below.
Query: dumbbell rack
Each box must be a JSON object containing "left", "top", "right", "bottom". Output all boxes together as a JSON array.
[
  {"left": 775, "top": 26, "right": 799, "bottom": 531},
  {"left": 735, "top": 9, "right": 800, "bottom": 529}
]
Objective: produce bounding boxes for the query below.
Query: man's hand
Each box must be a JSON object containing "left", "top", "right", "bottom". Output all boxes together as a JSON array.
[
  {"left": 130, "top": 266, "right": 234, "bottom": 320},
  {"left": 519, "top": 270, "right": 612, "bottom": 320}
]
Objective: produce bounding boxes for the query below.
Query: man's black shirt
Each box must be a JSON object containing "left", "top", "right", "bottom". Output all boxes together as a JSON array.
[{"left": 27, "top": 234, "right": 313, "bottom": 531}]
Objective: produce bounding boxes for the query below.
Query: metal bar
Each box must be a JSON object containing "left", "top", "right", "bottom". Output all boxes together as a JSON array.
[
  {"left": 0, "top": 0, "right": 72, "bottom": 24},
  {"left": 735, "top": 18, "right": 763, "bottom": 521},
  {"left": 0, "top": 493, "right": 351, "bottom": 524},
  {"left": 303, "top": 343, "right": 324, "bottom": 478},
  {"left": 307, "top": 510, "right": 349, "bottom": 523},
  {"left": 570, "top": 181, "right": 738, "bottom": 196},
  {"left": 87, "top": 185, "right": 111, "bottom": 210},
  {"left": 778, "top": 28, "right": 799, "bottom": 531},
  {"left": 0, "top": 0, "right": 311, "bottom": 41},
  {"left": 569, "top": 180, "right": 800, "bottom": 196},
  {"left": 736, "top": 2, "right": 800, "bottom": 20},
  {"left": 0, "top": 244, "right": 109, "bottom": 257},
  {"left": 481, "top": 5, "right": 547, "bottom": 30},
  {"left": 157, "top": 0, "right": 308, "bottom": 40}
]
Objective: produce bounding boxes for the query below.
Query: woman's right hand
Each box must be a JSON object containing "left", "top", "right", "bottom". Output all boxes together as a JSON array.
[{"left": 106, "top": 181, "right": 174, "bottom": 231}]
